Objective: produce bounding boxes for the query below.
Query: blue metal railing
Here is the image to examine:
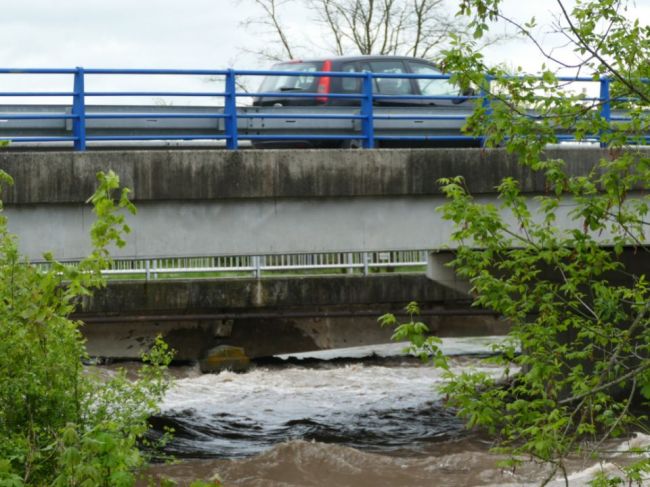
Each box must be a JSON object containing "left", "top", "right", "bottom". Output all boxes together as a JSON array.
[{"left": 0, "top": 67, "right": 637, "bottom": 151}]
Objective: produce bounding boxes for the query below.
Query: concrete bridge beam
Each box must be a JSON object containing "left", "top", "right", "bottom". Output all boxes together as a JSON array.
[{"left": 0, "top": 147, "right": 641, "bottom": 261}]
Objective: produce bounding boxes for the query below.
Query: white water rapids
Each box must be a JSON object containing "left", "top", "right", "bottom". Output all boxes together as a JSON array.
[{"left": 139, "top": 337, "right": 650, "bottom": 486}]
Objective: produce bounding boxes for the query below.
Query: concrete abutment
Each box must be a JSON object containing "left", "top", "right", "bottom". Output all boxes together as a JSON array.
[{"left": 76, "top": 274, "right": 507, "bottom": 360}]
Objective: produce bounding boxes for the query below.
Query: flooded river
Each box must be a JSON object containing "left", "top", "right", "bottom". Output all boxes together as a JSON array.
[{"left": 140, "top": 338, "right": 649, "bottom": 486}]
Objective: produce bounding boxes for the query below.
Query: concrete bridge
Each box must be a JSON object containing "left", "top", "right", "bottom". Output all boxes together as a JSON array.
[
  {"left": 0, "top": 147, "right": 641, "bottom": 359},
  {"left": 0, "top": 147, "right": 628, "bottom": 260}
]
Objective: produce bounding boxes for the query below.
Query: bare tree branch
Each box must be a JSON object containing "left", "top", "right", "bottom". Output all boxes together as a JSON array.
[
  {"left": 315, "top": 0, "right": 346, "bottom": 55},
  {"left": 238, "top": 0, "right": 486, "bottom": 62},
  {"left": 240, "top": 0, "right": 295, "bottom": 60}
]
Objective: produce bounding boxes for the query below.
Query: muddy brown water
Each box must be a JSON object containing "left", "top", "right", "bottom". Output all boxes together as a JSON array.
[{"left": 128, "top": 338, "right": 649, "bottom": 486}]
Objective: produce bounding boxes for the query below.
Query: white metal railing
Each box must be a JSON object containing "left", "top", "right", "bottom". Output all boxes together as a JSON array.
[{"left": 35, "top": 250, "right": 428, "bottom": 280}]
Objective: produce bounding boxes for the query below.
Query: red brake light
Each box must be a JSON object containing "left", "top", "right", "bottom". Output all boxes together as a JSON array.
[{"left": 316, "top": 60, "right": 332, "bottom": 103}]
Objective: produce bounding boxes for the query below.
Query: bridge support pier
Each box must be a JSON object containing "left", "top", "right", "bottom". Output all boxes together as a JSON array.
[
  {"left": 76, "top": 275, "right": 508, "bottom": 361},
  {"left": 426, "top": 251, "right": 471, "bottom": 295}
]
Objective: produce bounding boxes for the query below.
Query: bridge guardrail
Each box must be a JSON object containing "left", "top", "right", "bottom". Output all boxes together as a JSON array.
[
  {"left": 0, "top": 67, "right": 634, "bottom": 150},
  {"left": 34, "top": 250, "right": 428, "bottom": 280}
]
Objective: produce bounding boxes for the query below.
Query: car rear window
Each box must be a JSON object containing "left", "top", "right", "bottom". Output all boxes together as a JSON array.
[
  {"left": 259, "top": 62, "right": 321, "bottom": 93},
  {"left": 407, "top": 62, "right": 458, "bottom": 97}
]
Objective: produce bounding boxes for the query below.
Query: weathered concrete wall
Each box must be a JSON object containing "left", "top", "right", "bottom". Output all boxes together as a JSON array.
[
  {"left": 76, "top": 274, "right": 506, "bottom": 360},
  {"left": 80, "top": 273, "right": 462, "bottom": 312},
  {"left": 3, "top": 148, "right": 643, "bottom": 260},
  {"left": 5, "top": 196, "right": 453, "bottom": 259},
  {"left": 0, "top": 147, "right": 642, "bottom": 204}
]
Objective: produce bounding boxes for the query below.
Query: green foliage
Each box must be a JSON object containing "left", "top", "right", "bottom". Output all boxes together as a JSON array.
[
  {"left": 444, "top": 0, "right": 650, "bottom": 153},
  {"left": 379, "top": 302, "right": 448, "bottom": 368},
  {"left": 397, "top": 1, "right": 650, "bottom": 484},
  {"left": 0, "top": 170, "right": 174, "bottom": 486}
]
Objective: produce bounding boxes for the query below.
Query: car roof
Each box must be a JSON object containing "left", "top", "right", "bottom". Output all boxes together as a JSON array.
[{"left": 277, "top": 55, "right": 435, "bottom": 64}]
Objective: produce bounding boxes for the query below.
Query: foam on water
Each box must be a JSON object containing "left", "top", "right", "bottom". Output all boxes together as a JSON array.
[
  {"left": 155, "top": 361, "right": 508, "bottom": 457},
  {"left": 142, "top": 337, "right": 649, "bottom": 485},
  {"left": 153, "top": 338, "right": 511, "bottom": 457},
  {"left": 275, "top": 336, "right": 510, "bottom": 360}
]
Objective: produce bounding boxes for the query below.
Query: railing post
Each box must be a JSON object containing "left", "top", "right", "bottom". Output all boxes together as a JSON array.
[
  {"left": 346, "top": 252, "right": 354, "bottom": 274},
  {"left": 362, "top": 251, "right": 369, "bottom": 276},
  {"left": 253, "top": 255, "right": 261, "bottom": 278},
  {"left": 72, "top": 67, "right": 86, "bottom": 151},
  {"left": 480, "top": 75, "right": 492, "bottom": 148},
  {"left": 599, "top": 77, "right": 611, "bottom": 148},
  {"left": 225, "top": 69, "right": 239, "bottom": 150},
  {"left": 361, "top": 72, "right": 375, "bottom": 149}
]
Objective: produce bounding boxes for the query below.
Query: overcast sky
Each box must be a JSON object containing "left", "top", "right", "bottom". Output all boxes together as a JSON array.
[
  {"left": 0, "top": 0, "right": 300, "bottom": 70},
  {"left": 0, "top": 0, "right": 648, "bottom": 102}
]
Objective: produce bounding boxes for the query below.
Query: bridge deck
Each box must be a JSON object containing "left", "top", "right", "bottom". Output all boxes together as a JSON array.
[{"left": 1, "top": 147, "right": 638, "bottom": 260}]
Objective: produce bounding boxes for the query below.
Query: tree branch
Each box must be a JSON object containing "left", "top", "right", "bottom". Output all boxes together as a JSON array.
[{"left": 555, "top": 0, "right": 650, "bottom": 104}]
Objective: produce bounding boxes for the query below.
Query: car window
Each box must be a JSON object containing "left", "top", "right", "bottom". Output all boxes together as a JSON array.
[
  {"left": 369, "top": 61, "right": 413, "bottom": 95},
  {"left": 340, "top": 63, "right": 360, "bottom": 92},
  {"left": 407, "top": 62, "right": 458, "bottom": 97},
  {"left": 358, "top": 62, "right": 378, "bottom": 92},
  {"left": 259, "top": 62, "right": 320, "bottom": 92}
]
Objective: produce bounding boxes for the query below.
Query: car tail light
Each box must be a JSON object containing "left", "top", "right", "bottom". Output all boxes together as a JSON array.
[{"left": 316, "top": 60, "right": 332, "bottom": 103}]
